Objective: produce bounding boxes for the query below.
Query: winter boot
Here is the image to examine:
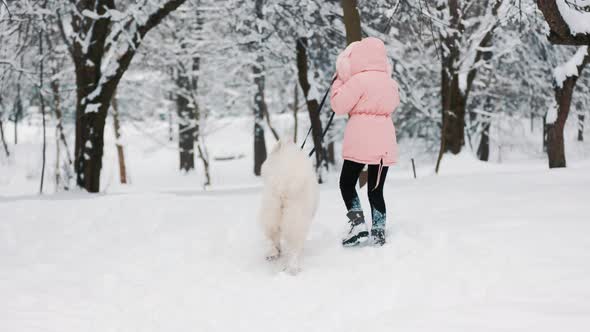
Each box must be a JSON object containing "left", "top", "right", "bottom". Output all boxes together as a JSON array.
[
  {"left": 371, "top": 208, "right": 387, "bottom": 246},
  {"left": 371, "top": 228, "right": 386, "bottom": 246},
  {"left": 342, "top": 211, "right": 369, "bottom": 247}
]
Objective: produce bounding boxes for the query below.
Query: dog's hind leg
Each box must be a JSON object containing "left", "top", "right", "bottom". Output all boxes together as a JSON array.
[
  {"left": 282, "top": 207, "right": 311, "bottom": 275},
  {"left": 265, "top": 226, "right": 281, "bottom": 261},
  {"left": 259, "top": 191, "right": 282, "bottom": 261}
]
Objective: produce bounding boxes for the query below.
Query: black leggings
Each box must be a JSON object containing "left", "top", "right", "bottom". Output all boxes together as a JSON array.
[{"left": 339, "top": 160, "right": 388, "bottom": 226}]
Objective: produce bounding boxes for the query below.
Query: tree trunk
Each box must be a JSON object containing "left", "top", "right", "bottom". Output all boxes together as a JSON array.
[
  {"left": 70, "top": 0, "right": 187, "bottom": 192},
  {"left": 13, "top": 116, "right": 17, "bottom": 145},
  {"left": 537, "top": 0, "right": 590, "bottom": 167},
  {"left": 55, "top": 123, "right": 61, "bottom": 190},
  {"left": 74, "top": 104, "right": 109, "bottom": 192},
  {"left": 13, "top": 86, "right": 21, "bottom": 145},
  {"left": 169, "top": 102, "right": 174, "bottom": 142},
  {"left": 253, "top": 0, "right": 268, "bottom": 176},
  {"left": 0, "top": 96, "right": 8, "bottom": 157},
  {"left": 477, "top": 95, "right": 493, "bottom": 161},
  {"left": 341, "top": 0, "right": 362, "bottom": 44},
  {"left": 543, "top": 113, "right": 548, "bottom": 152},
  {"left": 548, "top": 84, "right": 574, "bottom": 168},
  {"left": 439, "top": 0, "right": 464, "bottom": 156},
  {"left": 196, "top": 142, "right": 211, "bottom": 187},
  {"left": 296, "top": 37, "right": 325, "bottom": 178},
  {"left": 477, "top": 122, "right": 490, "bottom": 161},
  {"left": 191, "top": 51, "right": 211, "bottom": 186},
  {"left": 441, "top": 70, "right": 467, "bottom": 154},
  {"left": 293, "top": 81, "right": 299, "bottom": 143},
  {"left": 0, "top": 118, "right": 8, "bottom": 157},
  {"left": 176, "top": 74, "right": 196, "bottom": 172},
  {"left": 50, "top": 73, "right": 73, "bottom": 191},
  {"left": 327, "top": 143, "right": 335, "bottom": 165},
  {"left": 578, "top": 112, "right": 584, "bottom": 142},
  {"left": 51, "top": 76, "right": 72, "bottom": 165},
  {"left": 253, "top": 54, "right": 268, "bottom": 176},
  {"left": 438, "top": 0, "right": 502, "bottom": 160},
  {"left": 547, "top": 48, "right": 589, "bottom": 168},
  {"left": 39, "top": 30, "right": 47, "bottom": 195},
  {"left": 111, "top": 90, "right": 127, "bottom": 184},
  {"left": 546, "top": 122, "right": 566, "bottom": 168}
]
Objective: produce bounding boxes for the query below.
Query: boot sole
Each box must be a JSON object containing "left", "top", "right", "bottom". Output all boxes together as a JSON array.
[{"left": 342, "top": 232, "right": 369, "bottom": 247}]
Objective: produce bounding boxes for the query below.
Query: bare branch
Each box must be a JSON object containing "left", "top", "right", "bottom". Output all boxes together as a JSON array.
[{"left": 1, "top": 0, "right": 11, "bottom": 18}]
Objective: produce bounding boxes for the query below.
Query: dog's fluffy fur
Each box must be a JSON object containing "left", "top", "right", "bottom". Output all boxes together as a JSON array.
[{"left": 258, "top": 139, "right": 319, "bottom": 274}]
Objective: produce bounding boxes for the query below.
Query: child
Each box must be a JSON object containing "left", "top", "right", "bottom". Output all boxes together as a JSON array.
[{"left": 330, "top": 37, "right": 400, "bottom": 247}]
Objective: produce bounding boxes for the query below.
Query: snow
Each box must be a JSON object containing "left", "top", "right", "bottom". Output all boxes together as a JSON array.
[
  {"left": 85, "top": 103, "right": 101, "bottom": 114},
  {"left": 546, "top": 103, "right": 558, "bottom": 124},
  {"left": 554, "top": 46, "right": 589, "bottom": 88},
  {"left": 81, "top": 9, "right": 100, "bottom": 20},
  {"left": 1, "top": 118, "right": 590, "bottom": 331},
  {"left": 557, "top": 0, "right": 590, "bottom": 35}
]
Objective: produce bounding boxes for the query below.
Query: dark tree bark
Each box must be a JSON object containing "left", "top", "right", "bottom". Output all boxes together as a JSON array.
[
  {"left": 543, "top": 113, "right": 548, "bottom": 152},
  {"left": 253, "top": 57, "right": 268, "bottom": 176},
  {"left": 537, "top": 0, "right": 590, "bottom": 46},
  {"left": 176, "top": 73, "right": 196, "bottom": 172},
  {"left": 0, "top": 119, "right": 7, "bottom": 157},
  {"left": 578, "top": 113, "right": 585, "bottom": 142},
  {"left": 439, "top": 0, "right": 463, "bottom": 157},
  {"left": 12, "top": 84, "right": 22, "bottom": 145},
  {"left": 536, "top": 1, "right": 590, "bottom": 167},
  {"left": 39, "top": 29, "right": 47, "bottom": 194},
  {"left": 327, "top": 143, "right": 336, "bottom": 165},
  {"left": 168, "top": 98, "right": 174, "bottom": 142},
  {"left": 547, "top": 48, "right": 590, "bottom": 168},
  {"left": 253, "top": 0, "right": 268, "bottom": 176},
  {"left": 67, "top": 0, "right": 187, "bottom": 192},
  {"left": 297, "top": 37, "right": 325, "bottom": 178},
  {"left": 477, "top": 122, "right": 490, "bottom": 161},
  {"left": 437, "top": 0, "right": 502, "bottom": 163},
  {"left": 293, "top": 81, "right": 299, "bottom": 143},
  {"left": 341, "top": 0, "right": 362, "bottom": 44},
  {"left": 0, "top": 96, "right": 9, "bottom": 157}
]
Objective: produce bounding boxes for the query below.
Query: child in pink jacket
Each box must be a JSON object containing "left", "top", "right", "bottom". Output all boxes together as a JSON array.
[{"left": 330, "top": 37, "right": 400, "bottom": 247}]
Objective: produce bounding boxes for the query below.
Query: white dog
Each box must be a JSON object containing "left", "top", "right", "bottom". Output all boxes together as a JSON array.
[{"left": 258, "top": 139, "right": 319, "bottom": 274}]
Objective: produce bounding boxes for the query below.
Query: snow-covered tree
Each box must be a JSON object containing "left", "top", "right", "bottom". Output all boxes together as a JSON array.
[
  {"left": 537, "top": 0, "right": 590, "bottom": 167},
  {"left": 58, "top": 0, "right": 188, "bottom": 192}
]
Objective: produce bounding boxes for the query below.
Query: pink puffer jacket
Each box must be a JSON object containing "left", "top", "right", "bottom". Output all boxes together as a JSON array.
[{"left": 330, "top": 37, "right": 400, "bottom": 167}]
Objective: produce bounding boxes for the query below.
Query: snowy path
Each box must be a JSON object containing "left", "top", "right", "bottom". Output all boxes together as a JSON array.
[{"left": 2, "top": 167, "right": 590, "bottom": 331}]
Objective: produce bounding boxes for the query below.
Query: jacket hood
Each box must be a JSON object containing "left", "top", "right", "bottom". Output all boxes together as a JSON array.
[{"left": 336, "top": 37, "right": 391, "bottom": 82}]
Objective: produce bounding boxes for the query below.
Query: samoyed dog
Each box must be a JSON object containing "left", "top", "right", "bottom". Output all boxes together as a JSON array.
[{"left": 258, "top": 139, "right": 319, "bottom": 274}]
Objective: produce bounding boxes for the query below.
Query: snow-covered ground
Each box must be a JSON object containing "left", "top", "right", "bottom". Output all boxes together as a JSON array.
[{"left": 1, "top": 116, "right": 590, "bottom": 331}]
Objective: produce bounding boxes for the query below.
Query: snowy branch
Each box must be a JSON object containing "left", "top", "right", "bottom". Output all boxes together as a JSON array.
[
  {"left": 537, "top": 0, "right": 590, "bottom": 45},
  {"left": 554, "top": 45, "right": 590, "bottom": 88}
]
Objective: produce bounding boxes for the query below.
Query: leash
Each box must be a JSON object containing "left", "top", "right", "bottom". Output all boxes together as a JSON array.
[
  {"left": 307, "top": 112, "right": 335, "bottom": 158},
  {"left": 301, "top": 77, "right": 337, "bottom": 158}
]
